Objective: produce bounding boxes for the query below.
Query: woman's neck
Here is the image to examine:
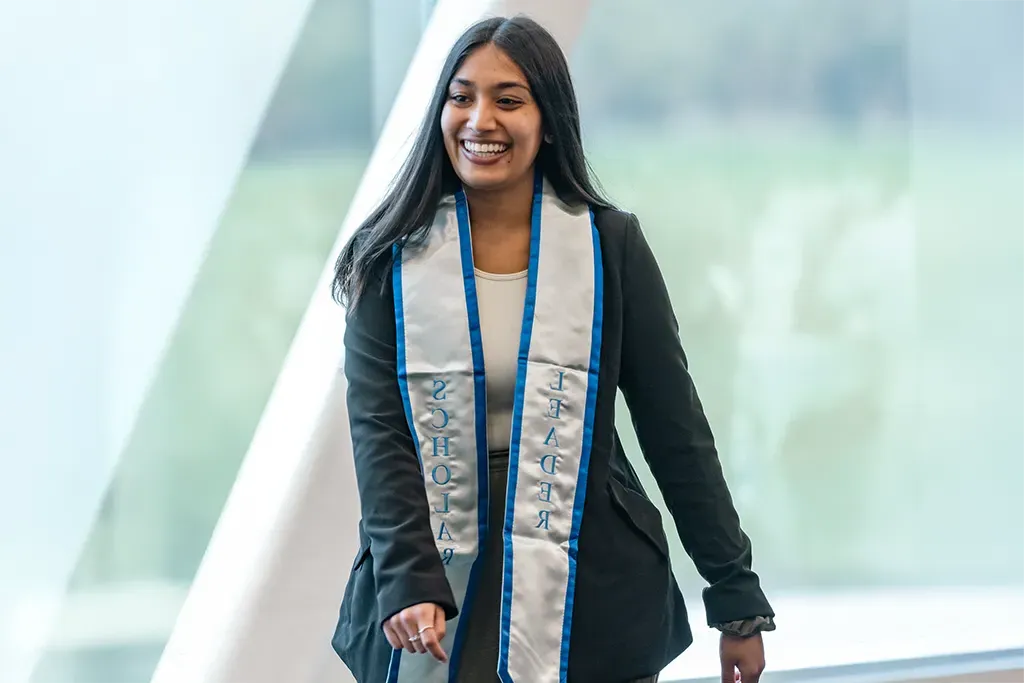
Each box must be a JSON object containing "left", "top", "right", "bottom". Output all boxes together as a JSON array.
[
  {"left": 463, "top": 171, "right": 535, "bottom": 274},
  {"left": 463, "top": 171, "right": 534, "bottom": 234}
]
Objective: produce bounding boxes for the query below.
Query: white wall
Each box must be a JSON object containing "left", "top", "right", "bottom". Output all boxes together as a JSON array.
[{"left": 0, "top": 1, "right": 313, "bottom": 681}]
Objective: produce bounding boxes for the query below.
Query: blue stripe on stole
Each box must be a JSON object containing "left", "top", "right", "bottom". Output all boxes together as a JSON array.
[
  {"left": 388, "top": 244, "right": 411, "bottom": 681},
  {"left": 557, "top": 210, "right": 604, "bottom": 681},
  {"left": 393, "top": 244, "right": 423, "bottom": 468},
  {"left": 447, "top": 189, "right": 491, "bottom": 682},
  {"left": 385, "top": 647, "right": 402, "bottom": 683},
  {"left": 497, "top": 170, "right": 544, "bottom": 683}
]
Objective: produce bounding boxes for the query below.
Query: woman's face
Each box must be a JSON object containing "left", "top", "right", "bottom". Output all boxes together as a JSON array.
[{"left": 440, "top": 43, "right": 543, "bottom": 194}]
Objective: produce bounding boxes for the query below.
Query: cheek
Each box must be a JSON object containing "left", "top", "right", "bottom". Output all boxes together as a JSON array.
[
  {"left": 513, "top": 125, "right": 543, "bottom": 163},
  {"left": 511, "top": 113, "right": 543, "bottom": 156},
  {"left": 439, "top": 107, "right": 460, "bottom": 143},
  {"left": 439, "top": 113, "right": 461, "bottom": 163}
]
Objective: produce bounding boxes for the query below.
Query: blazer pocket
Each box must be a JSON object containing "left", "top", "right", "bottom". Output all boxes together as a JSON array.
[
  {"left": 606, "top": 476, "right": 670, "bottom": 560},
  {"left": 351, "top": 521, "right": 371, "bottom": 572}
]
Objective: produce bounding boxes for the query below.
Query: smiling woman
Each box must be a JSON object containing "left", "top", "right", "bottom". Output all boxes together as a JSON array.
[
  {"left": 330, "top": 15, "right": 775, "bottom": 683},
  {"left": 332, "top": 15, "right": 612, "bottom": 309},
  {"left": 441, "top": 44, "right": 543, "bottom": 192}
]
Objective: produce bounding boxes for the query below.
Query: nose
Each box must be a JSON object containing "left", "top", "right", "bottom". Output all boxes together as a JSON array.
[{"left": 467, "top": 100, "right": 497, "bottom": 132}]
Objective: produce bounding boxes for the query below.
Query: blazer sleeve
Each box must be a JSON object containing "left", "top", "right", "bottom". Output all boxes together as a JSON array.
[
  {"left": 343, "top": 269, "right": 458, "bottom": 626},
  {"left": 617, "top": 213, "right": 775, "bottom": 626}
]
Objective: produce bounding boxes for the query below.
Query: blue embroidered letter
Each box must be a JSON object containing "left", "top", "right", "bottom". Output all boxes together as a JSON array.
[
  {"left": 434, "top": 492, "right": 450, "bottom": 513},
  {"left": 431, "top": 408, "right": 449, "bottom": 429},
  {"left": 432, "top": 436, "right": 450, "bottom": 457},
  {"left": 536, "top": 510, "right": 551, "bottom": 530},
  {"left": 552, "top": 370, "right": 569, "bottom": 393},
  {"left": 437, "top": 522, "right": 453, "bottom": 542},
  {"left": 431, "top": 464, "right": 452, "bottom": 485},
  {"left": 547, "top": 398, "right": 563, "bottom": 419},
  {"left": 543, "top": 427, "right": 559, "bottom": 447},
  {"left": 540, "top": 454, "right": 558, "bottom": 475},
  {"left": 432, "top": 379, "right": 447, "bottom": 400},
  {"left": 538, "top": 481, "right": 553, "bottom": 503},
  {"left": 441, "top": 548, "right": 454, "bottom": 565},
  {"left": 550, "top": 370, "right": 566, "bottom": 391}
]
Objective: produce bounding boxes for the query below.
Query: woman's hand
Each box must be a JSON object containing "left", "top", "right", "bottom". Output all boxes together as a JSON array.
[
  {"left": 720, "top": 633, "right": 765, "bottom": 682},
  {"left": 382, "top": 602, "right": 448, "bottom": 663}
]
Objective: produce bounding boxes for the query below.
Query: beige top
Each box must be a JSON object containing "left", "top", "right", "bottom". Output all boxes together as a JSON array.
[{"left": 474, "top": 267, "right": 527, "bottom": 451}]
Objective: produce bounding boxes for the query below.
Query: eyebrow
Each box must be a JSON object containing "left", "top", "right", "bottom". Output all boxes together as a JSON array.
[{"left": 451, "top": 77, "right": 530, "bottom": 93}]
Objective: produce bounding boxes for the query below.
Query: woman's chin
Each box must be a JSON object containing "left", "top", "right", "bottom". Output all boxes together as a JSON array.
[{"left": 454, "top": 165, "right": 530, "bottom": 193}]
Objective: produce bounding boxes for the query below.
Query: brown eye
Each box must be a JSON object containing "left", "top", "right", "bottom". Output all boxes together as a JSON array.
[{"left": 448, "top": 93, "right": 471, "bottom": 104}]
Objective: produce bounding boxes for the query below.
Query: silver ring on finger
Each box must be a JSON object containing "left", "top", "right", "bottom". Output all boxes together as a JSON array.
[
  {"left": 417, "top": 625, "right": 434, "bottom": 635},
  {"left": 408, "top": 634, "right": 420, "bottom": 643}
]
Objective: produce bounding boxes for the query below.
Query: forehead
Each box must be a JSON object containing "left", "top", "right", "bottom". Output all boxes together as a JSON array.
[{"left": 450, "top": 43, "right": 528, "bottom": 86}]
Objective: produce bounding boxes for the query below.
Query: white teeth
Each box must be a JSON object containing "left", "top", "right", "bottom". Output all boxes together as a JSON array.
[{"left": 463, "top": 141, "right": 509, "bottom": 155}]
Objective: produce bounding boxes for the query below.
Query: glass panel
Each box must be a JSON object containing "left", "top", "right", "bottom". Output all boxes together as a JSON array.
[
  {"left": 17, "top": 1, "right": 428, "bottom": 681},
  {"left": 572, "top": 0, "right": 1022, "bottom": 675}
]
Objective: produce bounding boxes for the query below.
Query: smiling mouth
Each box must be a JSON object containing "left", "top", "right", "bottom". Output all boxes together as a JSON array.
[{"left": 461, "top": 140, "right": 510, "bottom": 158}]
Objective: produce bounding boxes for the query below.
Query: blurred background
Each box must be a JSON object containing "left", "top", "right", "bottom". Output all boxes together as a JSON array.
[{"left": 1, "top": 0, "right": 1021, "bottom": 681}]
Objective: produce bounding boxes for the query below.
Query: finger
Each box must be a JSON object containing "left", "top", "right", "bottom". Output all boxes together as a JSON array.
[
  {"left": 400, "top": 612, "right": 428, "bottom": 654},
  {"left": 420, "top": 607, "right": 448, "bottom": 662},
  {"left": 419, "top": 624, "right": 448, "bottom": 663},
  {"left": 382, "top": 622, "right": 402, "bottom": 651},
  {"left": 389, "top": 615, "right": 416, "bottom": 654},
  {"left": 434, "top": 606, "right": 447, "bottom": 643}
]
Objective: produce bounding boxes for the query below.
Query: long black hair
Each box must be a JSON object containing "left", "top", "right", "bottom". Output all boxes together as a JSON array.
[{"left": 332, "top": 15, "right": 614, "bottom": 308}]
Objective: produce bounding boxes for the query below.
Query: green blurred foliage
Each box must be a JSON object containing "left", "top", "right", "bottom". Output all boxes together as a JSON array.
[{"left": 76, "top": 158, "right": 366, "bottom": 585}]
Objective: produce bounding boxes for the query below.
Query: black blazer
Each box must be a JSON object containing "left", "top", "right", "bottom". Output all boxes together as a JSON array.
[{"left": 332, "top": 208, "right": 773, "bottom": 683}]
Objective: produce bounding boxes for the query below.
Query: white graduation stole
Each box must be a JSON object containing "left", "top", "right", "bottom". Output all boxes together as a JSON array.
[{"left": 389, "top": 172, "right": 603, "bottom": 683}]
